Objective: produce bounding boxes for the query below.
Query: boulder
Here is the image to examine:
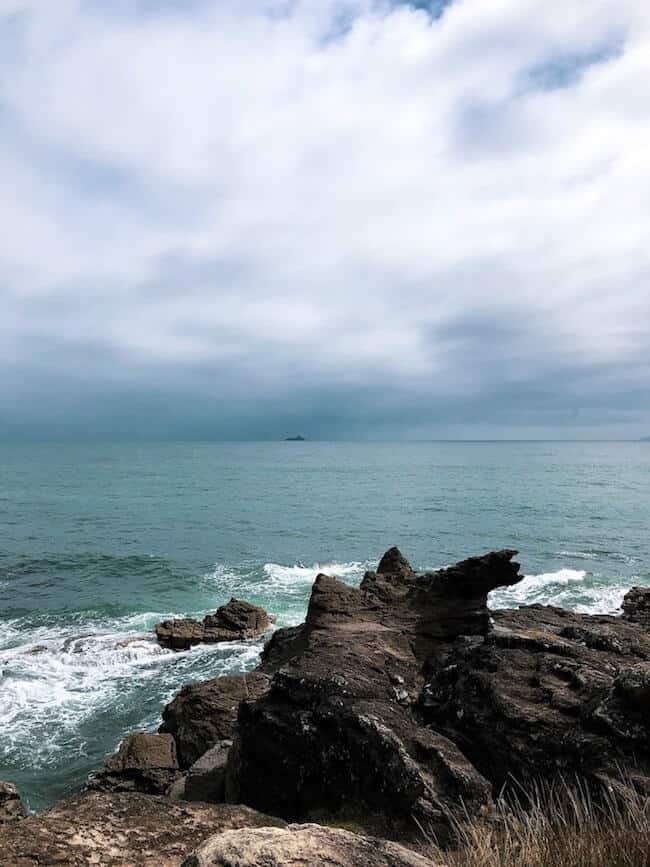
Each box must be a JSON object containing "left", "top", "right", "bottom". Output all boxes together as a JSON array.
[
  {"left": 622, "top": 586, "right": 650, "bottom": 629},
  {"left": 185, "top": 741, "right": 232, "bottom": 802},
  {"left": 156, "top": 598, "right": 271, "bottom": 650},
  {"left": 0, "top": 781, "right": 27, "bottom": 823},
  {"left": 420, "top": 604, "right": 650, "bottom": 794},
  {"left": 160, "top": 672, "right": 270, "bottom": 768},
  {"left": 225, "top": 549, "right": 504, "bottom": 839},
  {"left": 0, "top": 791, "right": 284, "bottom": 867},
  {"left": 91, "top": 733, "right": 182, "bottom": 795},
  {"left": 182, "top": 823, "right": 441, "bottom": 867}
]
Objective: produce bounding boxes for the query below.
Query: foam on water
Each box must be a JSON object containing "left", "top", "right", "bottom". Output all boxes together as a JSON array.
[
  {"left": 263, "top": 560, "right": 371, "bottom": 589},
  {"left": 0, "top": 610, "right": 264, "bottom": 782}
]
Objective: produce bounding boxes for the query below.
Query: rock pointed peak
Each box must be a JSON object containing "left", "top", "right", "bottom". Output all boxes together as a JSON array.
[{"left": 376, "top": 547, "right": 414, "bottom": 578}]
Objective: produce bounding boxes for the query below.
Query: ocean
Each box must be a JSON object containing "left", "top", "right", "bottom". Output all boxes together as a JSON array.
[{"left": 1, "top": 441, "right": 648, "bottom": 812}]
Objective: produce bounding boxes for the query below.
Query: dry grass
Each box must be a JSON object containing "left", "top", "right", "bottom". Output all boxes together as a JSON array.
[{"left": 424, "top": 779, "right": 650, "bottom": 867}]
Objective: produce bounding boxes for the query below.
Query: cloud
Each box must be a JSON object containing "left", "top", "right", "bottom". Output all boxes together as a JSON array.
[{"left": 1, "top": 0, "right": 649, "bottom": 439}]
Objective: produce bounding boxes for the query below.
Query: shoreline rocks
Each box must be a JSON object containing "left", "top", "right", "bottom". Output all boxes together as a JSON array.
[
  {"left": 182, "top": 823, "right": 442, "bottom": 867},
  {"left": 2, "top": 547, "right": 649, "bottom": 865},
  {"left": 155, "top": 598, "right": 272, "bottom": 651},
  {"left": 0, "top": 782, "right": 27, "bottom": 824},
  {"left": 91, "top": 733, "right": 183, "bottom": 795}
]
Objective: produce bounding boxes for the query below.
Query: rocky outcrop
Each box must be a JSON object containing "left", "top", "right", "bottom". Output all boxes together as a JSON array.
[
  {"left": 156, "top": 598, "right": 271, "bottom": 650},
  {"left": 182, "top": 823, "right": 441, "bottom": 867},
  {"left": 0, "top": 781, "right": 26, "bottom": 823},
  {"left": 185, "top": 741, "right": 233, "bottom": 802},
  {"left": 420, "top": 604, "right": 650, "bottom": 794},
  {"left": 0, "top": 791, "right": 284, "bottom": 866},
  {"left": 224, "top": 549, "right": 509, "bottom": 838},
  {"left": 622, "top": 586, "right": 650, "bottom": 629},
  {"left": 160, "top": 672, "right": 270, "bottom": 768},
  {"left": 91, "top": 733, "right": 182, "bottom": 795}
]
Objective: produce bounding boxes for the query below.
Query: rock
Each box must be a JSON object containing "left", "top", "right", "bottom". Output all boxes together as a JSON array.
[
  {"left": 225, "top": 549, "right": 505, "bottom": 839},
  {"left": 622, "top": 586, "right": 650, "bottom": 629},
  {"left": 182, "top": 823, "right": 441, "bottom": 867},
  {"left": 185, "top": 741, "right": 232, "bottom": 802},
  {"left": 0, "top": 782, "right": 27, "bottom": 823},
  {"left": 0, "top": 791, "right": 285, "bottom": 867},
  {"left": 160, "top": 672, "right": 270, "bottom": 768},
  {"left": 91, "top": 733, "right": 182, "bottom": 795},
  {"left": 420, "top": 604, "right": 650, "bottom": 794},
  {"left": 156, "top": 598, "right": 272, "bottom": 650}
]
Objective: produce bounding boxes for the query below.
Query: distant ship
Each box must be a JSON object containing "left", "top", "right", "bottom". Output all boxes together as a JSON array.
[{"left": 285, "top": 435, "right": 306, "bottom": 441}]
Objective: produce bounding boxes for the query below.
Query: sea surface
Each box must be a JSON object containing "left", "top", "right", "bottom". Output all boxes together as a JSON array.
[{"left": 1, "top": 441, "right": 649, "bottom": 811}]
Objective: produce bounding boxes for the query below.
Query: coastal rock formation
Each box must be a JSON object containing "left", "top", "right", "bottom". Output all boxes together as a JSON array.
[
  {"left": 224, "top": 550, "right": 511, "bottom": 837},
  {"left": 421, "top": 603, "right": 650, "bottom": 794},
  {"left": 182, "top": 823, "right": 441, "bottom": 867},
  {"left": 0, "top": 781, "right": 27, "bottom": 823},
  {"left": 0, "top": 792, "right": 284, "bottom": 866},
  {"left": 160, "top": 672, "right": 270, "bottom": 767},
  {"left": 156, "top": 598, "right": 271, "bottom": 651},
  {"left": 185, "top": 741, "right": 233, "bottom": 802},
  {"left": 622, "top": 586, "right": 650, "bottom": 629},
  {"left": 91, "top": 733, "right": 182, "bottom": 795}
]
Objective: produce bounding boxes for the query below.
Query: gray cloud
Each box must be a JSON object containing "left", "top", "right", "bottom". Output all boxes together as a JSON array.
[{"left": 1, "top": 0, "right": 649, "bottom": 440}]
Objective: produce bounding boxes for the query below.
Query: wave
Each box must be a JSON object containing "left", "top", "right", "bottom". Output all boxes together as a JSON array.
[
  {"left": 0, "top": 610, "right": 263, "bottom": 776},
  {"left": 263, "top": 560, "right": 371, "bottom": 589}
]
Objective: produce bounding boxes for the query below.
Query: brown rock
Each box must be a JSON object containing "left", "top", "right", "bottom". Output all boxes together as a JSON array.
[
  {"left": 622, "top": 586, "right": 650, "bottom": 629},
  {"left": 156, "top": 598, "right": 272, "bottom": 651},
  {"left": 91, "top": 732, "right": 182, "bottom": 795},
  {"left": 0, "top": 781, "right": 27, "bottom": 823},
  {"left": 182, "top": 823, "right": 442, "bottom": 867},
  {"left": 0, "top": 791, "right": 285, "bottom": 867},
  {"left": 160, "top": 672, "right": 270, "bottom": 768},
  {"left": 185, "top": 741, "right": 232, "bottom": 802},
  {"left": 420, "top": 604, "right": 650, "bottom": 794},
  {"left": 225, "top": 548, "right": 505, "bottom": 839}
]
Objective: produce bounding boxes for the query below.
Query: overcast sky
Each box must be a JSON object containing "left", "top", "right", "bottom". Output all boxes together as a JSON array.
[{"left": 1, "top": 0, "right": 649, "bottom": 440}]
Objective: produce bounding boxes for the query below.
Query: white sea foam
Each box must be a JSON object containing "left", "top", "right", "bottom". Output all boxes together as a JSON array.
[
  {"left": 489, "top": 568, "right": 587, "bottom": 609},
  {"left": 0, "top": 610, "right": 265, "bottom": 771},
  {"left": 263, "top": 560, "right": 370, "bottom": 590}
]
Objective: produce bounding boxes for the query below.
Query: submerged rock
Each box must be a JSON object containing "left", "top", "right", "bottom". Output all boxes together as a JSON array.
[
  {"left": 160, "top": 672, "right": 270, "bottom": 768},
  {"left": 0, "top": 781, "right": 27, "bottom": 824},
  {"left": 155, "top": 598, "right": 272, "bottom": 651},
  {"left": 0, "top": 792, "right": 284, "bottom": 866},
  {"left": 182, "top": 823, "right": 441, "bottom": 867},
  {"left": 91, "top": 733, "right": 182, "bottom": 795}
]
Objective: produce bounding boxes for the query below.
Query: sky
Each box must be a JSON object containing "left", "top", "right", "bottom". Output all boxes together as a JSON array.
[{"left": 1, "top": 0, "right": 649, "bottom": 441}]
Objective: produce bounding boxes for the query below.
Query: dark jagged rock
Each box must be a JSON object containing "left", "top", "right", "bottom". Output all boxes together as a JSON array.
[
  {"left": 185, "top": 741, "right": 233, "bottom": 802},
  {"left": 224, "top": 548, "right": 511, "bottom": 838},
  {"left": 0, "top": 791, "right": 284, "bottom": 866},
  {"left": 160, "top": 672, "right": 270, "bottom": 768},
  {"left": 155, "top": 598, "right": 272, "bottom": 651},
  {"left": 183, "top": 823, "right": 442, "bottom": 867},
  {"left": 420, "top": 604, "right": 650, "bottom": 794},
  {"left": 0, "top": 781, "right": 27, "bottom": 823},
  {"left": 622, "top": 586, "right": 650, "bottom": 629},
  {"left": 91, "top": 733, "right": 182, "bottom": 795}
]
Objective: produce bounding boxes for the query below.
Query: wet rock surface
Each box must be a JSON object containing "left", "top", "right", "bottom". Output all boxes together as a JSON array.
[
  {"left": 156, "top": 598, "right": 271, "bottom": 650},
  {"left": 182, "top": 823, "right": 442, "bottom": 867},
  {"left": 0, "top": 792, "right": 284, "bottom": 866}
]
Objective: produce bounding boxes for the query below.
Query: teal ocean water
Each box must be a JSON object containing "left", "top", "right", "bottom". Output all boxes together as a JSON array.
[{"left": 1, "top": 441, "right": 649, "bottom": 812}]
